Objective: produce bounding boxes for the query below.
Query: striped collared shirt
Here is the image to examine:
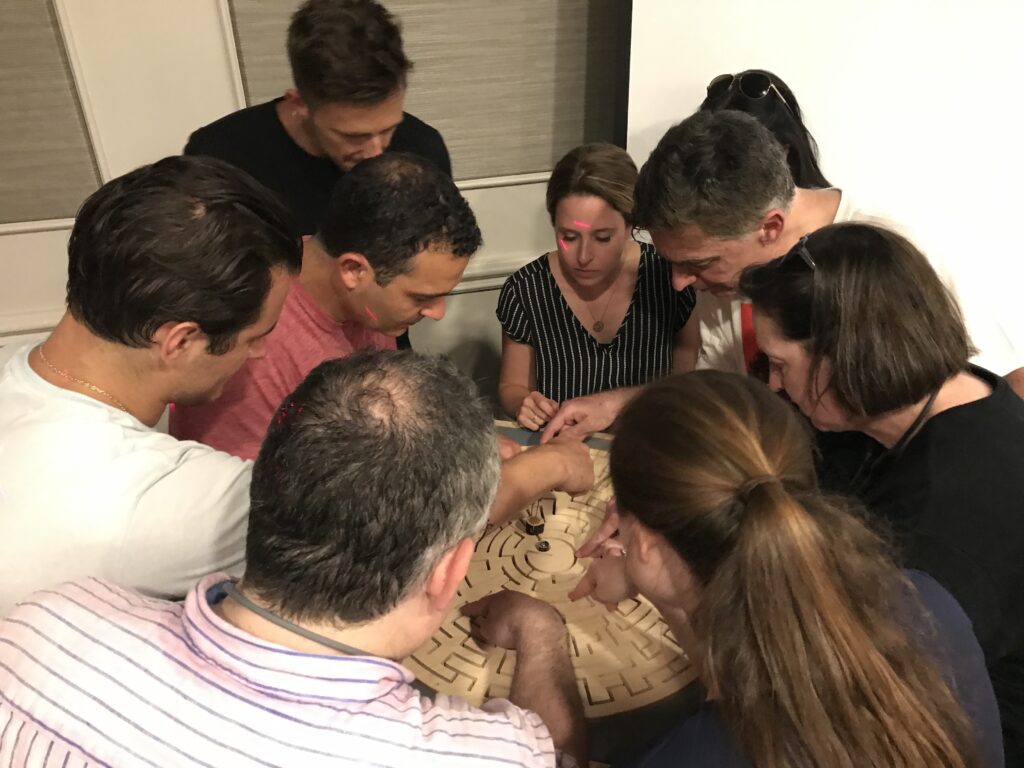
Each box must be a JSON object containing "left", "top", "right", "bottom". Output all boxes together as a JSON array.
[{"left": 0, "top": 575, "right": 564, "bottom": 767}]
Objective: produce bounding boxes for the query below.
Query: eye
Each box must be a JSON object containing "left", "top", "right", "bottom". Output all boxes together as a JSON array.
[{"left": 596, "top": 235, "right": 612, "bottom": 243}]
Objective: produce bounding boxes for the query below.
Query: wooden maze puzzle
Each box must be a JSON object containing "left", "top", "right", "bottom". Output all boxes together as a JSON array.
[{"left": 405, "top": 446, "right": 696, "bottom": 718}]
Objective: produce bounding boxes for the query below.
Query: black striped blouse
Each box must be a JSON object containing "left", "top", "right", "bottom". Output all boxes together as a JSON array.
[{"left": 496, "top": 242, "right": 697, "bottom": 403}]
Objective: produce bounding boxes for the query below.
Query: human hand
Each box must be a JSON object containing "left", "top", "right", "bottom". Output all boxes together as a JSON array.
[
  {"left": 517, "top": 391, "right": 559, "bottom": 431},
  {"left": 568, "top": 540, "right": 634, "bottom": 610},
  {"left": 461, "top": 590, "right": 565, "bottom": 650},
  {"left": 496, "top": 434, "right": 522, "bottom": 461},
  {"left": 540, "top": 436, "right": 594, "bottom": 495},
  {"left": 540, "top": 391, "right": 619, "bottom": 443},
  {"left": 576, "top": 497, "right": 621, "bottom": 558}
]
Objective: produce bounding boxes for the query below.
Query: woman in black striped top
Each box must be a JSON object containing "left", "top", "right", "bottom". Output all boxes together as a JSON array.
[{"left": 497, "top": 143, "right": 698, "bottom": 431}]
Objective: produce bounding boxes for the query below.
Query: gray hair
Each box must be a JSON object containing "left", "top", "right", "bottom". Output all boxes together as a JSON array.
[
  {"left": 634, "top": 110, "right": 796, "bottom": 238},
  {"left": 244, "top": 349, "right": 499, "bottom": 624}
]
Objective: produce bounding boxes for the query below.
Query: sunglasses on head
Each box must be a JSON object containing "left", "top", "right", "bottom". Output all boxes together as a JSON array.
[
  {"left": 784, "top": 235, "right": 816, "bottom": 270},
  {"left": 706, "top": 72, "right": 793, "bottom": 112}
]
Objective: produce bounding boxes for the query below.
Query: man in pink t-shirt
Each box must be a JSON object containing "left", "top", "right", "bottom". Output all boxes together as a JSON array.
[
  {"left": 173, "top": 153, "right": 595, "bottom": 523},
  {"left": 172, "top": 152, "right": 473, "bottom": 460}
]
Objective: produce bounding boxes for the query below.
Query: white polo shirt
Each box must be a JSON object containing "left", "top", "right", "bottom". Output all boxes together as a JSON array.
[{"left": 0, "top": 345, "right": 251, "bottom": 615}]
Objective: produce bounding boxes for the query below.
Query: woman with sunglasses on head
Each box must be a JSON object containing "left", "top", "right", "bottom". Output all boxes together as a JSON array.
[
  {"left": 701, "top": 69, "right": 832, "bottom": 190},
  {"left": 496, "top": 143, "right": 698, "bottom": 431},
  {"left": 571, "top": 370, "right": 1002, "bottom": 767},
  {"left": 740, "top": 221, "right": 1024, "bottom": 763}
]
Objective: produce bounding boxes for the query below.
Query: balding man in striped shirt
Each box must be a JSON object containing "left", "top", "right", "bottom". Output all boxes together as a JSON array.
[{"left": 0, "top": 350, "right": 585, "bottom": 768}]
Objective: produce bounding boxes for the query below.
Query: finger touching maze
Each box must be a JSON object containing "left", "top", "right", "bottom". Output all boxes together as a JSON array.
[{"left": 405, "top": 451, "right": 696, "bottom": 718}]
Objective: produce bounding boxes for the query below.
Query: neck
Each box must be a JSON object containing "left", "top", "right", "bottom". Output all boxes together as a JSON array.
[
  {"left": 858, "top": 370, "right": 988, "bottom": 449},
  {"left": 299, "top": 239, "right": 355, "bottom": 323},
  {"left": 216, "top": 584, "right": 420, "bottom": 660},
  {"left": 772, "top": 187, "right": 842, "bottom": 257},
  {"left": 31, "top": 314, "right": 168, "bottom": 426},
  {"left": 275, "top": 99, "right": 324, "bottom": 158},
  {"left": 650, "top": 597, "right": 710, "bottom": 690}
]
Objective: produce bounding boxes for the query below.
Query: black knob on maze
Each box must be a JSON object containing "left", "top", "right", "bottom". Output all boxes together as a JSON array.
[{"left": 523, "top": 515, "right": 545, "bottom": 535}]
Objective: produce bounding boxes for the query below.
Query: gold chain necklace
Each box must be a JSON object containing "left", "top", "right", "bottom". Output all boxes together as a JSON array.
[
  {"left": 582, "top": 254, "right": 629, "bottom": 333},
  {"left": 584, "top": 286, "right": 617, "bottom": 333},
  {"left": 36, "top": 344, "right": 130, "bottom": 413}
]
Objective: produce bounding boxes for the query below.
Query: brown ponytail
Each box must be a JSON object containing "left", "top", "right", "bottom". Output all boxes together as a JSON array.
[{"left": 610, "top": 371, "right": 978, "bottom": 768}]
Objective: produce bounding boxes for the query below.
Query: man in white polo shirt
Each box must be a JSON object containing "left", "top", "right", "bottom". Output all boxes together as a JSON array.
[
  {"left": 0, "top": 350, "right": 586, "bottom": 767},
  {"left": 0, "top": 155, "right": 303, "bottom": 615}
]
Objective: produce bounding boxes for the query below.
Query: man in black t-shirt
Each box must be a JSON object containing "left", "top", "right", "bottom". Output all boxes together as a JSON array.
[{"left": 185, "top": 0, "right": 451, "bottom": 236}]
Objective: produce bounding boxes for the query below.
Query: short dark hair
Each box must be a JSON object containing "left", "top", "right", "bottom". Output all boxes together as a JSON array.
[
  {"left": 288, "top": 0, "right": 411, "bottom": 106},
  {"left": 739, "top": 222, "right": 974, "bottom": 417},
  {"left": 634, "top": 110, "right": 795, "bottom": 238},
  {"left": 243, "top": 349, "right": 500, "bottom": 624},
  {"left": 546, "top": 143, "right": 638, "bottom": 225},
  {"left": 699, "top": 70, "right": 832, "bottom": 189},
  {"left": 66, "top": 155, "right": 302, "bottom": 355},
  {"left": 317, "top": 152, "right": 482, "bottom": 284}
]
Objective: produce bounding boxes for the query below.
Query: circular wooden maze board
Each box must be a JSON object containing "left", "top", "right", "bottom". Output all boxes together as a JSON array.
[{"left": 405, "top": 447, "right": 695, "bottom": 718}]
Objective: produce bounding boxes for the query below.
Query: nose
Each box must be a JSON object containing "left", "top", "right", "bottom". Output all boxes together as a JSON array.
[
  {"left": 365, "top": 134, "right": 385, "bottom": 159},
  {"left": 671, "top": 269, "right": 697, "bottom": 291},
  {"left": 421, "top": 296, "right": 447, "bottom": 321},
  {"left": 577, "top": 240, "right": 594, "bottom": 267},
  {"left": 767, "top": 369, "right": 783, "bottom": 392}
]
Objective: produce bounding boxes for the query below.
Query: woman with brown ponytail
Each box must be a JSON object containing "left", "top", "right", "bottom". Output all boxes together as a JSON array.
[{"left": 572, "top": 370, "right": 1002, "bottom": 767}]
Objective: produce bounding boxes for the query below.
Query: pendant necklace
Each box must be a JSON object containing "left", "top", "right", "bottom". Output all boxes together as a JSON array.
[{"left": 584, "top": 261, "right": 625, "bottom": 333}]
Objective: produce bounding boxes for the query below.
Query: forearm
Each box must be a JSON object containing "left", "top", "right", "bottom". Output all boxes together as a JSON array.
[
  {"left": 498, "top": 382, "right": 530, "bottom": 419},
  {"left": 490, "top": 447, "right": 566, "bottom": 525},
  {"left": 601, "top": 386, "right": 641, "bottom": 427},
  {"left": 673, "top": 319, "right": 701, "bottom": 373},
  {"left": 511, "top": 624, "right": 587, "bottom": 766}
]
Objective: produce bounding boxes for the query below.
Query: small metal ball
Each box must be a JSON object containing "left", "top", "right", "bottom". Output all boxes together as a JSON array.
[{"left": 535, "top": 540, "right": 551, "bottom": 552}]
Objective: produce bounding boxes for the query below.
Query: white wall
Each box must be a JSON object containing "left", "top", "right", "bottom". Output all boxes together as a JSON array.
[{"left": 628, "top": 0, "right": 1024, "bottom": 374}]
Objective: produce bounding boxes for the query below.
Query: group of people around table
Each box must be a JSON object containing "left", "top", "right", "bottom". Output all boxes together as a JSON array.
[{"left": 0, "top": 1, "right": 1020, "bottom": 767}]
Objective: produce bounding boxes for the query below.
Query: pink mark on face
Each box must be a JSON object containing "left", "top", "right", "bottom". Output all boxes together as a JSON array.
[
  {"left": 558, "top": 238, "right": 569, "bottom": 252},
  {"left": 572, "top": 220, "right": 592, "bottom": 229},
  {"left": 364, "top": 305, "right": 379, "bottom": 322}
]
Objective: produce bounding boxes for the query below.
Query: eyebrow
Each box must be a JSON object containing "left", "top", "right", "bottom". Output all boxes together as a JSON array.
[
  {"left": 558, "top": 226, "right": 615, "bottom": 234},
  {"left": 411, "top": 291, "right": 448, "bottom": 301},
  {"left": 334, "top": 122, "right": 402, "bottom": 140}
]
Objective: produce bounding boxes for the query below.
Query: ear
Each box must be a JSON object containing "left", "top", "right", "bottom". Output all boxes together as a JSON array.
[
  {"left": 758, "top": 209, "right": 786, "bottom": 247},
  {"left": 337, "top": 252, "right": 374, "bottom": 290},
  {"left": 151, "top": 321, "right": 206, "bottom": 362},
  {"left": 282, "top": 88, "right": 310, "bottom": 120},
  {"left": 629, "top": 519, "right": 659, "bottom": 565},
  {"left": 424, "top": 537, "right": 475, "bottom": 612}
]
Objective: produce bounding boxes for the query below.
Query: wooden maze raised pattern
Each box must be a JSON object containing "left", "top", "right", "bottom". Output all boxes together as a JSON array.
[{"left": 405, "top": 450, "right": 695, "bottom": 718}]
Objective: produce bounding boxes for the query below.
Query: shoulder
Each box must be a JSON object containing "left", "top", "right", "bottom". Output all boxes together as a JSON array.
[
  {"left": 419, "top": 692, "right": 559, "bottom": 765},
  {"left": 509, "top": 254, "right": 553, "bottom": 283},
  {"left": 185, "top": 99, "right": 280, "bottom": 155},
  {"left": 393, "top": 112, "right": 444, "bottom": 146},
  {"left": 3, "top": 577, "right": 180, "bottom": 642},
  {"left": 391, "top": 112, "right": 450, "bottom": 171},
  {"left": 625, "top": 702, "right": 748, "bottom": 768}
]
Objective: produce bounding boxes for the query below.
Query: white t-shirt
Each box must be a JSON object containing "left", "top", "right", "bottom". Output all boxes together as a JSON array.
[
  {"left": 0, "top": 345, "right": 251, "bottom": 615},
  {"left": 694, "top": 191, "right": 1023, "bottom": 376}
]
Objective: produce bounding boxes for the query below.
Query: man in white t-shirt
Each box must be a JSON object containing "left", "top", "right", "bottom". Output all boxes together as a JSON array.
[{"left": 0, "top": 155, "right": 303, "bottom": 615}]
